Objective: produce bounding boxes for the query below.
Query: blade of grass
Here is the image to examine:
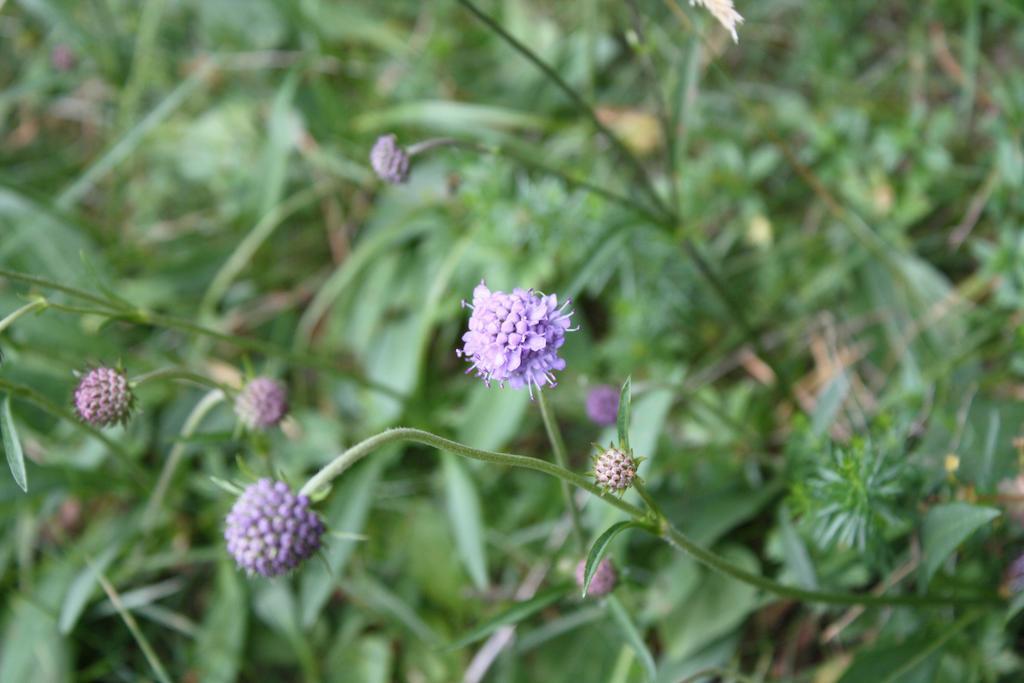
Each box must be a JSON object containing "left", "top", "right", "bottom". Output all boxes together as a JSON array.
[{"left": 95, "top": 570, "right": 173, "bottom": 683}]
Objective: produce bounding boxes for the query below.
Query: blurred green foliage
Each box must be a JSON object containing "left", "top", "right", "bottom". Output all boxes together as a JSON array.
[{"left": 2, "top": 0, "right": 1024, "bottom": 681}]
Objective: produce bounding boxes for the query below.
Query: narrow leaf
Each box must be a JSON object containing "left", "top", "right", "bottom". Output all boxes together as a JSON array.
[
  {"left": 194, "top": 562, "right": 247, "bottom": 683},
  {"left": 583, "top": 521, "right": 639, "bottom": 597},
  {"left": 300, "top": 453, "right": 392, "bottom": 627},
  {"left": 446, "top": 586, "right": 569, "bottom": 650},
  {"left": 921, "top": 502, "right": 1000, "bottom": 587},
  {"left": 59, "top": 544, "right": 121, "bottom": 633},
  {"left": 617, "top": 376, "right": 632, "bottom": 451},
  {"left": 777, "top": 507, "right": 818, "bottom": 590},
  {"left": 606, "top": 595, "right": 656, "bottom": 682},
  {"left": 442, "top": 453, "right": 489, "bottom": 591},
  {"left": 96, "top": 571, "right": 173, "bottom": 683},
  {"left": 1, "top": 395, "right": 27, "bottom": 492}
]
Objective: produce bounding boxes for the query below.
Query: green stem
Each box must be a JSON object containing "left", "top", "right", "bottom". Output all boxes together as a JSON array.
[
  {"left": 130, "top": 367, "right": 233, "bottom": 395},
  {"left": 299, "top": 427, "right": 1001, "bottom": 608},
  {"left": 142, "top": 390, "right": 226, "bottom": 530},
  {"left": 0, "top": 269, "right": 402, "bottom": 397},
  {"left": 0, "top": 267, "right": 125, "bottom": 310},
  {"left": 299, "top": 427, "right": 645, "bottom": 518},
  {"left": 660, "top": 521, "right": 996, "bottom": 607},
  {"left": 464, "top": 140, "right": 667, "bottom": 225},
  {"left": 632, "top": 479, "right": 660, "bottom": 518},
  {"left": 455, "top": 0, "right": 673, "bottom": 223},
  {"left": 537, "top": 389, "right": 585, "bottom": 550},
  {"left": 0, "top": 298, "right": 48, "bottom": 335}
]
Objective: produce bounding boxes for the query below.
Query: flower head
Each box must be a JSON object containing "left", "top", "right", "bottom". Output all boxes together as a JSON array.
[
  {"left": 586, "top": 384, "right": 620, "bottom": 426},
  {"left": 73, "top": 366, "right": 134, "bottom": 427},
  {"left": 370, "top": 134, "right": 410, "bottom": 184},
  {"left": 458, "top": 281, "right": 575, "bottom": 394},
  {"left": 235, "top": 377, "right": 288, "bottom": 430},
  {"left": 224, "top": 478, "right": 325, "bottom": 577},
  {"left": 593, "top": 445, "right": 638, "bottom": 493},
  {"left": 575, "top": 557, "right": 617, "bottom": 597}
]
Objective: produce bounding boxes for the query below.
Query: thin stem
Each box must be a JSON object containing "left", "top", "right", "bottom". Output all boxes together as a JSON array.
[
  {"left": 455, "top": 0, "right": 673, "bottom": 222},
  {"left": 659, "top": 522, "right": 997, "bottom": 607},
  {"left": 418, "top": 137, "right": 666, "bottom": 225},
  {"left": 537, "top": 389, "right": 585, "bottom": 550},
  {"left": 299, "top": 427, "right": 1002, "bottom": 608},
  {"left": 625, "top": 0, "right": 681, "bottom": 214},
  {"left": 0, "top": 267, "right": 126, "bottom": 310},
  {"left": 130, "top": 367, "right": 233, "bottom": 395},
  {"left": 0, "top": 298, "right": 48, "bottom": 335},
  {"left": 632, "top": 479, "right": 660, "bottom": 518},
  {"left": 299, "top": 427, "right": 646, "bottom": 518},
  {"left": 142, "top": 390, "right": 225, "bottom": 530},
  {"left": 0, "top": 269, "right": 402, "bottom": 397}
]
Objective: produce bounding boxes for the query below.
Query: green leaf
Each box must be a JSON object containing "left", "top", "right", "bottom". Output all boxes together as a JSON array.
[
  {"left": 58, "top": 544, "right": 121, "bottom": 634},
  {"left": 193, "top": 562, "right": 247, "bottom": 683},
  {"left": 446, "top": 586, "right": 569, "bottom": 650},
  {"left": 777, "top": 506, "right": 818, "bottom": 590},
  {"left": 441, "top": 453, "right": 489, "bottom": 591},
  {"left": 583, "top": 521, "right": 639, "bottom": 597},
  {"left": 658, "top": 545, "right": 760, "bottom": 662},
  {"left": 300, "top": 453, "right": 392, "bottom": 627},
  {"left": 0, "top": 395, "right": 27, "bottom": 493},
  {"left": 838, "top": 612, "right": 979, "bottom": 683},
  {"left": 921, "top": 502, "right": 1000, "bottom": 587},
  {"left": 617, "top": 376, "right": 632, "bottom": 451},
  {"left": 1007, "top": 590, "right": 1024, "bottom": 624},
  {"left": 606, "top": 595, "right": 656, "bottom": 682},
  {"left": 811, "top": 373, "right": 850, "bottom": 435}
]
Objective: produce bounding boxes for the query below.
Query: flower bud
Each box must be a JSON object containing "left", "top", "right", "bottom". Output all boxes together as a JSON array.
[
  {"left": 235, "top": 377, "right": 288, "bottom": 430},
  {"left": 593, "top": 445, "right": 638, "bottom": 493},
  {"left": 73, "top": 366, "right": 134, "bottom": 427},
  {"left": 370, "top": 134, "right": 410, "bottom": 184},
  {"left": 575, "top": 557, "right": 617, "bottom": 597}
]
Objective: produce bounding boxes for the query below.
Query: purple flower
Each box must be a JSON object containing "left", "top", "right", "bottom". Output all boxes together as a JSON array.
[
  {"left": 235, "top": 377, "right": 288, "bottom": 430},
  {"left": 458, "top": 281, "right": 575, "bottom": 394},
  {"left": 370, "top": 134, "right": 410, "bottom": 184},
  {"left": 74, "top": 366, "right": 134, "bottom": 427},
  {"left": 224, "top": 478, "right": 325, "bottom": 577},
  {"left": 575, "top": 557, "right": 617, "bottom": 597},
  {"left": 586, "top": 384, "right": 620, "bottom": 426}
]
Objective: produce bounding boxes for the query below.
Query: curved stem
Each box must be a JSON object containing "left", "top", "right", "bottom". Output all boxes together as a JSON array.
[
  {"left": 142, "top": 390, "right": 225, "bottom": 530},
  {"left": 632, "top": 479, "right": 660, "bottom": 518},
  {"left": 0, "top": 298, "right": 48, "bottom": 335},
  {"left": 130, "top": 367, "right": 234, "bottom": 396},
  {"left": 0, "top": 267, "right": 125, "bottom": 309},
  {"left": 537, "top": 389, "right": 585, "bottom": 550},
  {"left": 300, "top": 427, "right": 1001, "bottom": 608},
  {"left": 299, "top": 427, "right": 646, "bottom": 518}
]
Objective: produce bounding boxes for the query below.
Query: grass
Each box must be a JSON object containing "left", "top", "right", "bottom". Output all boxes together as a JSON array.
[{"left": 2, "top": 1, "right": 1024, "bottom": 681}]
